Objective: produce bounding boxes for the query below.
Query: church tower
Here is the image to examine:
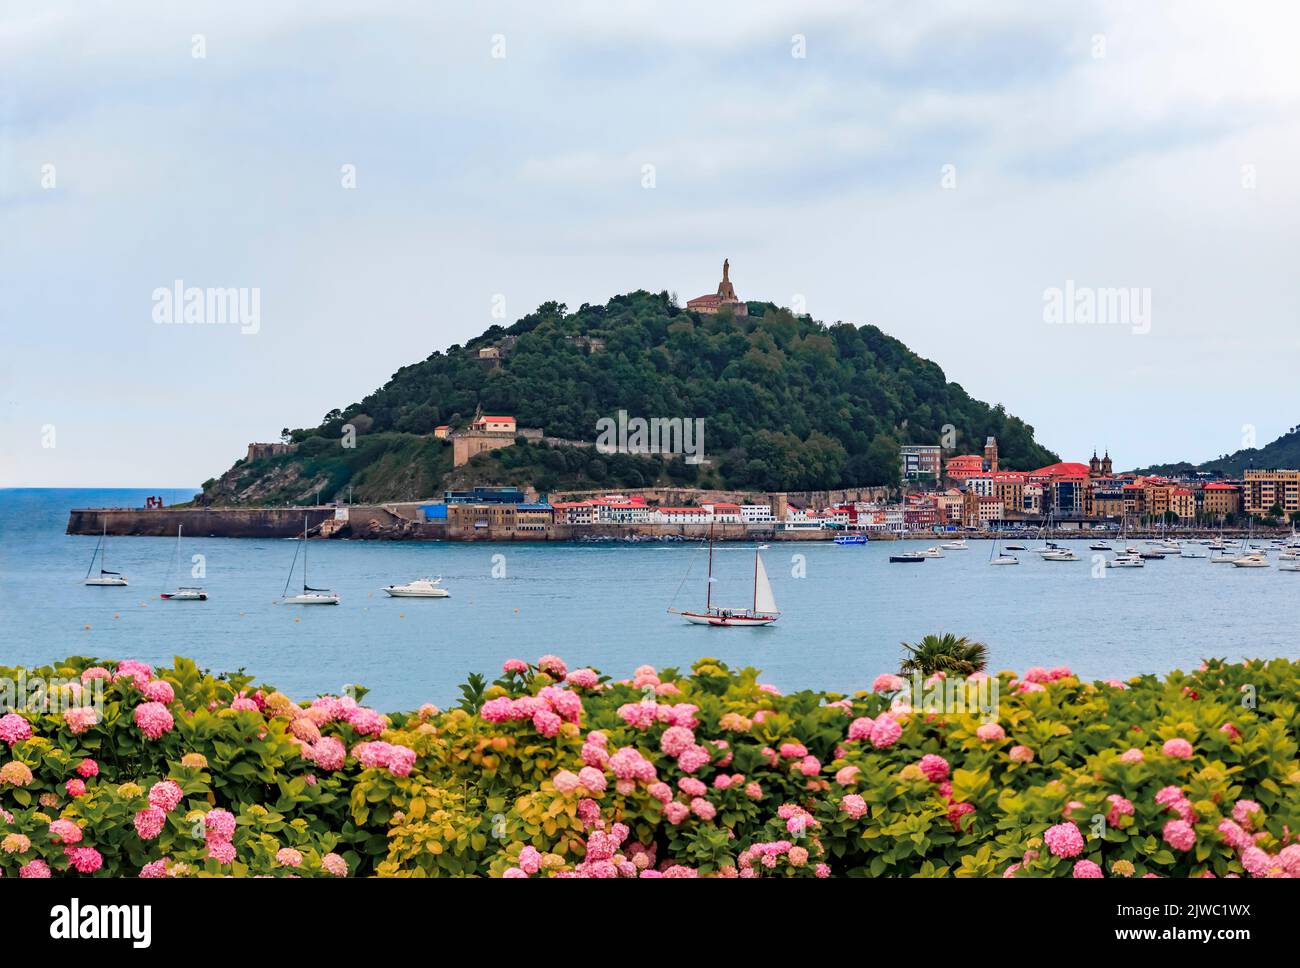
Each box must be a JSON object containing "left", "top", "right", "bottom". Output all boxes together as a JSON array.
[
  {"left": 1090, "top": 450, "right": 1101, "bottom": 477},
  {"left": 1102, "top": 450, "right": 1113, "bottom": 476},
  {"left": 717, "top": 259, "right": 737, "bottom": 301}
]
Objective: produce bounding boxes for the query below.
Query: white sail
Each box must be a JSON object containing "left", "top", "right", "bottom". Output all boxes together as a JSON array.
[{"left": 753, "top": 553, "right": 777, "bottom": 614}]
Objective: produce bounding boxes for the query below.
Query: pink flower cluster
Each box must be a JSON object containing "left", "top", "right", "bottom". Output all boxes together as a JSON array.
[
  {"left": 133, "top": 702, "right": 175, "bottom": 740},
  {"left": 1044, "top": 822, "right": 1085, "bottom": 858},
  {"left": 64, "top": 706, "right": 99, "bottom": 735},
  {"left": 482, "top": 685, "right": 583, "bottom": 735},
  {"left": 204, "top": 808, "right": 237, "bottom": 864},
  {"left": 0, "top": 713, "right": 33, "bottom": 746},
  {"left": 351, "top": 741, "right": 417, "bottom": 776}
]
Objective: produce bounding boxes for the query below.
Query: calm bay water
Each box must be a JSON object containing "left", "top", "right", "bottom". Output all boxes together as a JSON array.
[{"left": 1, "top": 488, "right": 1295, "bottom": 710}]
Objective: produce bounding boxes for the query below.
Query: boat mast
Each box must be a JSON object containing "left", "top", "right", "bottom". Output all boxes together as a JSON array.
[
  {"left": 302, "top": 514, "right": 309, "bottom": 592},
  {"left": 706, "top": 523, "right": 714, "bottom": 610},
  {"left": 752, "top": 546, "right": 758, "bottom": 613}
]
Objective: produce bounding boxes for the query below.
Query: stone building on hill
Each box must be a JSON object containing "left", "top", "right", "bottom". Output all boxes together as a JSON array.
[{"left": 687, "top": 259, "right": 748, "bottom": 316}]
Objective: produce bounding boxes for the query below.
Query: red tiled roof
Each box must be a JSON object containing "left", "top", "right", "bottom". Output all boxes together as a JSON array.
[{"left": 1030, "top": 462, "right": 1091, "bottom": 478}]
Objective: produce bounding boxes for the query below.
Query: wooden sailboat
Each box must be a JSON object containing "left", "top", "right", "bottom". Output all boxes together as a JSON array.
[
  {"left": 84, "top": 522, "right": 128, "bottom": 586},
  {"left": 278, "top": 516, "right": 339, "bottom": 604},
  {"left": 670, "top": 526, "right": 779, "bottom": 626},
  {"left": 160, "top": 525, "right": 207, "bottom": 600}
]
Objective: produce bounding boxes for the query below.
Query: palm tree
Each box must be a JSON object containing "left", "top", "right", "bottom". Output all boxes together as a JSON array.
[{"left": 899, "top": 633, "right": 989, "bottom": 677}]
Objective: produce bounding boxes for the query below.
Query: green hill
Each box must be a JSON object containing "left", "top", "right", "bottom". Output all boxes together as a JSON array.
[
  {"left": 200, "top": 291, "right": 1057, "bottom": 505},
  {"left": 1134, "top": 425, "right": 1300, "bottom": 478}
]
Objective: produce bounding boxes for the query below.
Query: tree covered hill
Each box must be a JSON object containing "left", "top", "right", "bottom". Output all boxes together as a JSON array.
[
  {"left": 1133, "top": 425, "right": 1300, "bottom": 478},
  {"left": 201, "top": 291, "right": 1057, "bottom": 504}
]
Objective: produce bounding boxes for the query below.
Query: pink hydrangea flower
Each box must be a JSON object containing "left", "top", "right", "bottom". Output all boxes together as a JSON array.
[
  {"left": 133, "top": 807, "right": 167, "bottom": 840},
  {"left": 578, "top": 767, "right": 606, "bottom": 793},
  {"left": 503, "top": 659, "right": 528, "bottom": 674},
  {"left": 1043, "top": 822, "right": 1085, "bottom": 858},
  {"left": 322, "top": 852, "right": 348, "bottom": 876},
  {"left": 64, "top": 706, "right": 99, "bottom": 735},
  {"left": 133, "top": 702, "right": 175, "bottom": 740},
  {"left": 835, "top": 765, "right": 861, "bottom": 785},
  {"left": 660, "top": 726, "right": 695, "bottom": 758},
  {"left": 918, "top": 754, "right": 950, "bottom": 782},
  {"left": 676, "top": 745, "right": 710, "bottom": 774},
  {"left": 19, "top": 859, "right": 52, "bottom": 878},
  {"left": 204, "top": 809, "right": 237, "bottom": 842},
  {"left": 1009, "top": 745, "right": 1034, "bottom": 764},
  {"left": 141, "top": 679, "right": 175, "bottom": 704},
  {"left": 1163, "top": 819, "right": 1196, "bottom": 852},
  {"left": 869, "top": 715, "right": 902, "bottom": 749},
  {"left": 690, "top": 797, "right": 716, "bottom": 820},
  {"left": 276, "top": 847, "right": 303, "bottom": 867},
  {"left": 664, "top": 801, "right": 690, "bottom": 824},
  {"left": 566, "top": 668, "right": 599, "bottom": 689},
  {"left": 872, "top": 673, "right": 906, "bottom": 693},
  {"left": 1073, "top": 859, "right": 1103, "bottom": 878},
  {"left": 841, "top": 794, "right": 868, "bottom": 819},
  {"left": 0, "top": 761, "right": 33, "bottom": 787},
  {"left": 0, "top": 713, "right": 33, "bottom": 745},
  {"left": 1106, "top": 794, "right": 1134, "bottom": 825},
  {"left": 537, "top": 655, "right": 567, "bottom": 679},
  {"left": 1162, "top": 738, "right": 1194, "bottom": 759},
  {"left": 76, "top": 758, "right": 99, "bottom": 779},
  {"left": 208, "top": 840, "right": 236, "bottom": 864},
  {"left": 1232, "top": 800, "right": 1262, "bottom": 829},
  {"left": 65, "top": 778, "right": 86, "bottom": 797},
  {"left": 49, "top": 819, "right": 82, "bottom": 844},
  {"left": 976, "top": 722, "right": 1006, "bottom": 742},
  {"left": 1119, "top": 747, "right": 1144, "bottom": 764},
  {"left": 148, "top": 780, "right": 183, "bottom": 814},
  {"left": 65, "top": 846, "right": 104, "bottom": 874}
]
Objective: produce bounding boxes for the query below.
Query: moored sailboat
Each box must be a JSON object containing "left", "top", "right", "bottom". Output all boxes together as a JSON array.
[
  {"left": 160, "top": 525, "right": 207, "bottom": 600},
  {"left": 84, "top": 523, "right": 128, "bottom": 586},
  {"left": 670, "top": 528, "right": 779, "bottom": 626},
  {"left": 278, "top": 516, "right": 339, "bottom": 605}
]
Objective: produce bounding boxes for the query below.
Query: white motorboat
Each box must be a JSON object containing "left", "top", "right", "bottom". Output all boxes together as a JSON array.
[
  {"left": 1279, "top": 560, "right": 1300, "bottom": 572},
  {"left": 1179, "top": 547, "right": 1208, "bottom": 559},
  {"left": 1210, "top": 553, "right": 1238, "bottom": 564},
  {"left": 1042, "top": 549, "right": 1080, "bottom": 561},
  {"left": 1231, "top": 554, "right": 1270, "bottom": 569},
  {"left": 84, "top": 523, "right": 128, "bottom": 586},
  {"left": 160, "top": 525, "right": 207, "bottom": 600},
  {"left": 1107, "top": 554, "right": 1144, "bottom": 568},
  {"left": 277, "top": 516, "right": 339, "bottom": 605},
  {"left": 940, "top": 538, "right": 968, "bottom": 550},
  {"left": 1089, "top": 541, "right": 1113, "bottom": 551},
  {"left": 670, "top": 528, "right": 778, "bottom": 626},
  {"left": 383, "top": 577, "right": 450, "bottom": 598},
  {"left": 1004, "top": 544, "right": 1027, "bottom": 551},
  {"left": 916, "top": 546, "right": 945, "bottom": 558}
]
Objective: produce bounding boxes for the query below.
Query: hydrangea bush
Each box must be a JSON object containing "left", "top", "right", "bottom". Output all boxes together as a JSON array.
[{"left": 2, "top": 653, "right": 1298, "bottom": 878}]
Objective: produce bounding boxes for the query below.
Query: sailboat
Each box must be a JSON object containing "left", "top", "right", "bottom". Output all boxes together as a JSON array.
[
  {"left": 278, "top": 516, "right": 339, "bottom": 605},
  {"left": 988, "top": 534, "right": 1018, "bottom": 565},
  {"left": 84, "top": 522, "right": 128, "bottom": 586},
  {"left": 670, "top": 528, "right": 778, "bottom": 626},
  {"left": 160, "top": 525, "right": 207, "bottom": 600}
]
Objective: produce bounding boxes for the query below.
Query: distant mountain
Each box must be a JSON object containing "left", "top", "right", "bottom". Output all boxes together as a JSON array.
[
  {"left": 1133, "top": 426, "right": 1300, "bottom": 477},
  {"left": 200, "top": 290, "right": 1058, "bottom": 505}
]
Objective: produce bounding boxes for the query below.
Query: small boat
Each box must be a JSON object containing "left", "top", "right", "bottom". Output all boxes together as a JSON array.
[
  {"left": 1231, "top": 554, "right": 1270, "bottom": 569},
  {"left": 916, "top": 546, "right": 945, "bottom": 558},
  {"left": 1042, "top": 549, "right": 1080, "bottom": 561},
  {"left": 1138, "top": 550, "right": 1166, "bottom": 560},
  {"left": 383, "top": 577, "right": 450, "bottom": 598},
  {"left": 889, "top": 553, "right": 926, "bottom": 563},
  {"left": 669, "top": 528, "right": 779, "bottom": 626},
  {"left": 940, "top": 538, "right": 968, "bottom": 550},
  {"left": 1279, "top": 560, "right": 1300, "bottom": 572},
  {"left": 160, "top": 525, "right": 207, "bottom": 600},
  {"left": 989, "top": 553, "right": 1019, "bottom": 565},
  {"left": 833, "top": 534, "right": 867, "bottom": 545},
  {"left": 1089, "top": 541, "right": 1113, "bottom": 551},
  {"left": 278, "top": 516, "right": 339, "bottom": 605},
  {"left": 1107, "top": 554, "right": 1144, "bottom": 568},
  {"left": 1209, "top": 553, "right": 1238, "bottom": 564},
  {"left": 1004, "top": 544, "right": 1026, "bottom": 551},
  {"left": 84, "top": 523, "right": 128, "bottom": 586},
  {"left": 1179, "top": 547, "right": 1208, "bottom": 559}
]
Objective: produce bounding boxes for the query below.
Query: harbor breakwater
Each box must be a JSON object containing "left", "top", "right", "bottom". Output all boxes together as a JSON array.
[{"left": 64, "top": 506, "right": 814, "bottom": 542}]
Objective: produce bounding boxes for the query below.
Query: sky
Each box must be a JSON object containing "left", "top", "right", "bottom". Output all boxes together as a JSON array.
[{"left": 3, "top": 0, "right": 1299, "bottom": 487}]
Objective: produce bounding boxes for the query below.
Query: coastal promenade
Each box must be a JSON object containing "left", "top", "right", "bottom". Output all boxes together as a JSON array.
[{"left": 65, "top": 504, "right": 1285, "bottom": 543}]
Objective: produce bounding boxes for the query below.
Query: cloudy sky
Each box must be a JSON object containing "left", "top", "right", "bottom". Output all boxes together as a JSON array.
[{"left": 3, "top": 0, "right": 1299, "bottom": 487}]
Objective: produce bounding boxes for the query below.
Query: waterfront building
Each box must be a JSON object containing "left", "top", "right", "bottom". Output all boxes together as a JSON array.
[
  {"left": 984, "top": 437, "right": 999, "bottom": 473},
  {"left": 900, "top": 444, "right": 943, "bottom": 481},
  {"left": 1200, "top": 482, "right": 1241, "bottom": 520},
  {"left": 944, "top": 454, "right": 985, "bottom": 481},
  {"left": 445, "top": 486, "right": 527, "bottom": 505},
  {"left": 551, "top": 501, "right": 596, "bottom": 525},
  {"left": 1022, "top": 483, "right": 1043, "bottom": 515},
  {"left": 515, "top": 503, "right": 554, "bottom": 531},
  {"left": 703, "top": 502, "right": 742, "bottom": 523},
  {"left": 653, "top": 507, "right": 710, "bottom": 525},
  {"left": 1243, "top": 469, "right": 1300, "bottom": 519},
  {"left": 1171, "top": 488, "right": 1196, "bottom": 521},
  {"left": 686, "top": 259, "right": 748, "bottom": 316},
  {"left": 739, "top": 503, "right": 775, "bottom": 523}
]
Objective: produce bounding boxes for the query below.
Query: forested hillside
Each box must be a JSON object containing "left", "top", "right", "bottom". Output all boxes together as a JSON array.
[{"left": 201, "top": 291, "right": 1056, "bottom": 504}]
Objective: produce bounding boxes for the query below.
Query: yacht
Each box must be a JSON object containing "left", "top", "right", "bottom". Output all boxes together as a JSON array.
[
  {"left": 1004, "top": 543, "right": 1027, "bottom": 551},
  {"left": 940, "top": 538, "right": 968, "bottom": 550},
  {"left": 1179, "top": 547, "right": 1208, "bottom": 559},
  {"left": 383, "top": 577, "right": 450, "bottom": 598},
  {"left": 1106, "top": 553, "right": 1144, "bottom": 568},
  {"left": 916, "top": 546, "right": 945, "bottom": 558},
  {"left": 833, "top": 533, "right": 867, "bottom": 545},
  {"left": 1089, "top": 540, "right": 1113, "bottom": 551},
  {"left": 1279, "top": 560, "right": 1300, "bottom": 572},
  {"left": 889, "top": 552, "right": 926, "bottom": 563},
  {"left": 1231, "top": 553, "right": 1270, "bottom": 569},
  {"left": 1042, "top": 548, "right": 1080, "bottom": 561}
]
